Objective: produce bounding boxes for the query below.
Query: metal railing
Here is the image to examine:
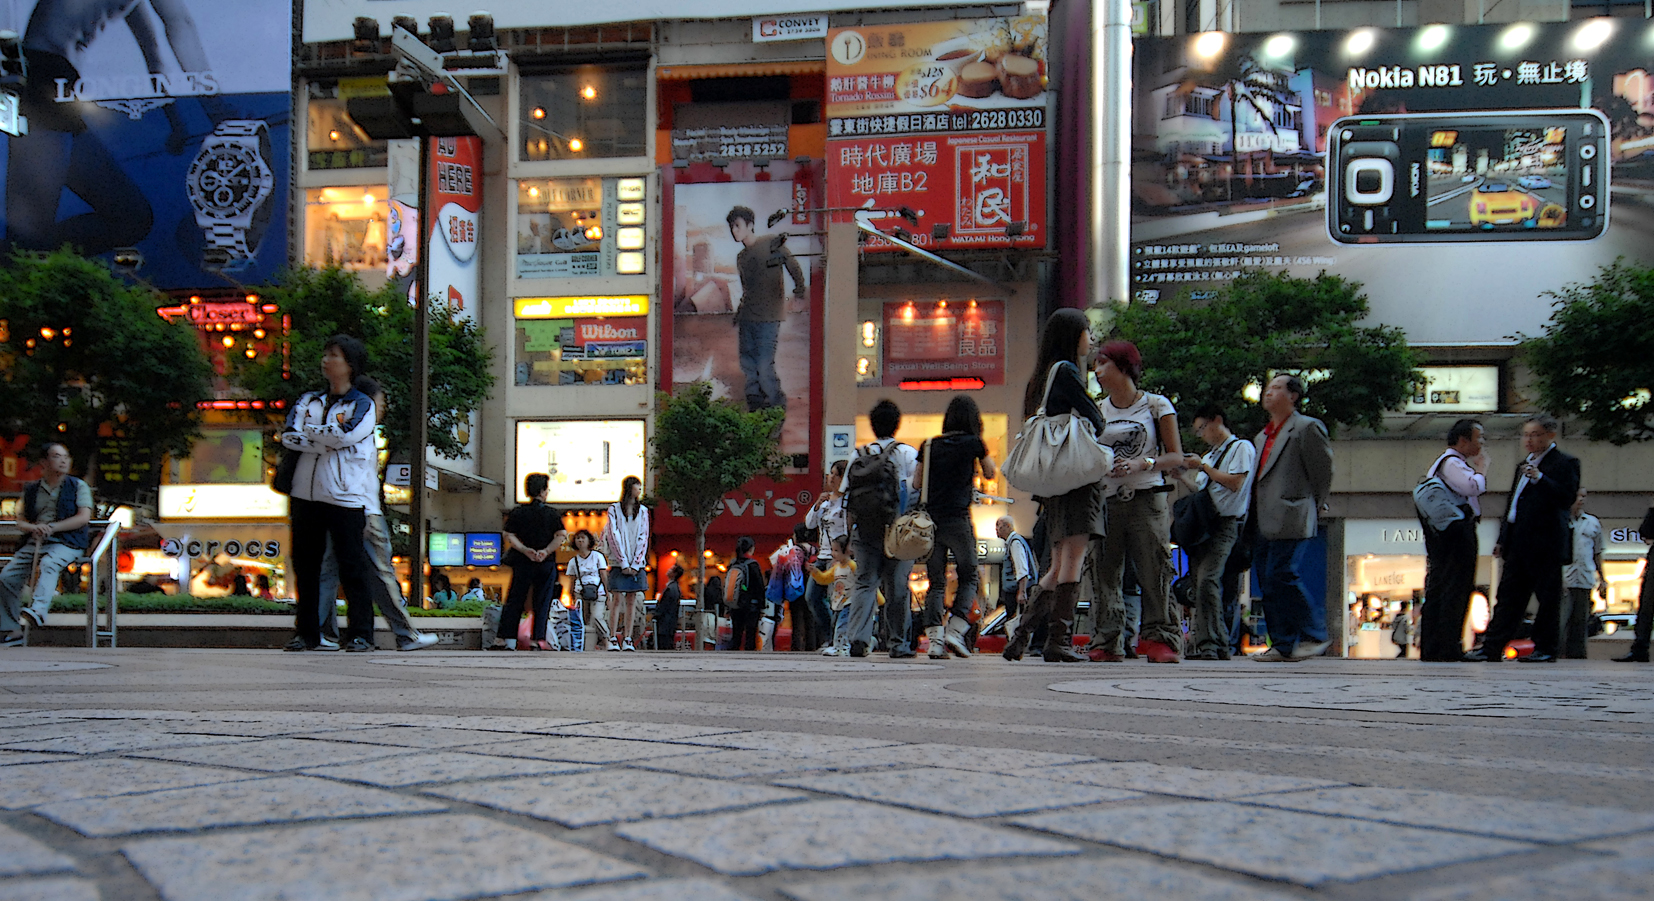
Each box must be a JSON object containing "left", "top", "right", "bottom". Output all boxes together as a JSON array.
[{"left": 83, "top": 520, "right": 120, "bottom": 648}]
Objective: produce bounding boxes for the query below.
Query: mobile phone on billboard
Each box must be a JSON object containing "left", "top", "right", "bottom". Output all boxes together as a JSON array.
[{"left": 1326, "top": 109, "right": 1609, "bottom": 244}]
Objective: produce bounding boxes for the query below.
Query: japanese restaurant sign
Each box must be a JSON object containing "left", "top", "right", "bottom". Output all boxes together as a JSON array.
[
  {"left": 882, "top": 299, "right": 1006, "bottom": 386},
  {"left": 827, "top": 131, "right": 1045, "bottom": 250}
]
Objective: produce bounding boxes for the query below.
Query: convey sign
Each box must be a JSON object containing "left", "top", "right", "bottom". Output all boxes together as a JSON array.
[{"left": 753, "top": 14, "right": 828, "bottom": 43}]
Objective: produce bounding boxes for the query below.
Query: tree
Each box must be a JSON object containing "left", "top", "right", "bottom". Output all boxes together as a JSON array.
[
  {"left": 1522, "top": 260, "right": 1654, "bottom": 445},
  {"left": 0, "top": 249, "right": 213, "bottom": 503},
  {"left": 648, "top": 382, "right": 786, "bottom": 648},
  {"left": 231, "top": 266, "right": 495, "bottom": 463},
  {"left": 1114, "top": 269, "right": 1419, "bottom": 437}
]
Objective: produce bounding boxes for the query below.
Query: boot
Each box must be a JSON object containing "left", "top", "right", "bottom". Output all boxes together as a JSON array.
[
  {"left": 1042, "top": 582, "right": 1087, "bottom": 662},
  {"left": 926, "top": 625, "right": 948, "bottom": 658},
  {"left": 1002, "top": 584, "right": 1048, "bottom": 661},
  {"left": 944, "top": 615, "right": 972, "bottom": 658}
]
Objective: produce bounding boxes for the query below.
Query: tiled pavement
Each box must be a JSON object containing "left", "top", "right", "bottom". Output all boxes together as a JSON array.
[{"left": 0, "top": 650, "right": 1650, "bottom": 899}]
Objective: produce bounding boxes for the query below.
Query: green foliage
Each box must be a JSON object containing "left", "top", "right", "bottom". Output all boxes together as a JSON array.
[
  {"left": 649, "top": 382, "right": 786, "bottom": 612},
  {"left": 409, "top": 601, "right": 488, "bottom": 617},
  {"left": 0, "top": 249, "right": 213, "bottom": 500},
  {"left": 52, "top": 594, "right": 291, "bottom": 614},
  {"left": 230, "top": 266, "right": 495, "bottom": 462},
  {"left": 1522, "top": 260, "right": 1654, "bottom": 445},
  {"left": 1115, "top": 269, "right": 1420, "bottom": 436}
]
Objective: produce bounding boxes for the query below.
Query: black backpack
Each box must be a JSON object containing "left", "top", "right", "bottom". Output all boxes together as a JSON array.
[
  {"left": 844, "top": 441, "right": 902, "bottom": 537},
  {"left": 734, "top": 559, "right": 767, "bottom": 610}
]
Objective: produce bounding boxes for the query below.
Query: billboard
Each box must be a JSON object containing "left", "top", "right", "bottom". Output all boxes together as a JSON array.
[
  {"left": 515, "top": 419, "right": 647, "bottom": 505},
  {"left": 883, "top": 299, "right": 1006, "bottom": 386},
  {"left": 0, "top": 0, "right": 292, "bottom": 289},
  {"left": 826, "top": 15, "right": 1048, "bottom": 251},
  {"left": 1130, "top": 21, "right": 1654, "bottom": 344},
  {"left": 428, "top": 136, "right": 483, "bottom": 318}
]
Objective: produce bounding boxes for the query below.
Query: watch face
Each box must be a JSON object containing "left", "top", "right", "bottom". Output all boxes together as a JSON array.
[{"left": 188, "top": 145, "right": 274, "bottom": 218}]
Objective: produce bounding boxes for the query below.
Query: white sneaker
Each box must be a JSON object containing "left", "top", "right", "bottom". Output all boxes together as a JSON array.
[
  {"left": 1288, "top": 640, "right": 1331, "bottom": 660},
  {"left": 820, "top": 646, "right": 839, "bottom": 656},
  {"left": 315, "top": 637, "right": 341, "bottom": 652},
  {"left": 622, "top": 638, "right": 635, "bottom": 652},
  {"left": 398, "top": 633, "right": 440, "bottom": 651},
  {"left": 607, "top": 642, "right": 620, "bottom": 652},
  {"left": 1251, "top": 647, "right": 1287, "bottom": 662}
]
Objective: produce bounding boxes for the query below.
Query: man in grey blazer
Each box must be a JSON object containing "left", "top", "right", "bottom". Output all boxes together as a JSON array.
[{"left": 1250, "top": 374, "right": 1335, "bottom": 661}]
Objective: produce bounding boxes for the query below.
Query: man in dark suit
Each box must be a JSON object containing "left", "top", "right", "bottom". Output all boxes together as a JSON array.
[{"left": 1467, "top": 414, "right": 1581, "bottom": 663}]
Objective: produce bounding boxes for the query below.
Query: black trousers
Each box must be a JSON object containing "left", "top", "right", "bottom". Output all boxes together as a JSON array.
[
  {"left": 730, "top": 607, "right": 760, "bottom": 650},
  {"left": 654, "top": 605, "right": 679, "bottom": 649},
  {"left": 499, "top": 559, "right": 559, "bottom": 643},
  {"left": 290, "top": 498, "right": 377, "bottom": 646},
  {"left": 1485, "top": 549, "right": 1564, "bottom": 658},
  {"left": 1420, "top": 516, "right": 1477, "bottom": 661},
  {"left": 1630, "top": 549, "right": 1653, "bottom": 657}
]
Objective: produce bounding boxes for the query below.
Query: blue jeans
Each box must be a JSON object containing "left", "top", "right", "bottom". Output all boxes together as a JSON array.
[
  {"left": 0, "top": 541, "right": 80, "bottom": 631},
  {"left": 1253, "top": 537, "right": 1326, "bottom": 654},
  {"left": 737, "top": 319, "right": 783, "bottom": 411}
]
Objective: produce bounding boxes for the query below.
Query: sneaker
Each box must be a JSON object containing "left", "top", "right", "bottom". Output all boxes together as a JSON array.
[
  {"left": 343, "top": 637, "right": 376, "bottom": 653},
  {"left": 18, "top": 606, "right": 44, "bottom": 629},
  {"left": 315, "top": 637, "right": 341, "bottom": 652},
  {"left": 1, "top": 633, "right": 25, "bottom": 648},
  {"left": 607, "top": 642, "right": 620, "bottom": 652},
  {"left": 622, "top": 638, "right": 635, "bottom": 652},
  {"left": 1288, "top": 640, "right": 1330, "bottom": 660},
  {"left": 849, "top": 640, "right": 869, "bottom": 658},
  {"left": 819, "top": 646, "right": 839, "bottom": 656},
  {"left": 398, "top": 633, "right": 439, "bottom": 652},
  {"left": 1251, "top": 647, "right": 1288, "bottom": 662},
  {"left": 282, "top": 636, "right": 309, "bottom": 652}
]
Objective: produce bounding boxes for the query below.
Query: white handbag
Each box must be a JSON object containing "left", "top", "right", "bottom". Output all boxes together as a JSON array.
[
  {"left": 1003, "top": 363, "right": 1115, "bottom": 497},
  {"left": 884, "top": 439, "right": 936, "bottom": 561}
]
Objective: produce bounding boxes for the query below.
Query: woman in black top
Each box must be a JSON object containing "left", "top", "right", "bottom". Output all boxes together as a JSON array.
[
  {"left": 490, "top": 473, "right": 568, "bottom": 651},
  {"left": 1005, "top": 308, "right": 1106, "bottom": 662},
  {"left": 914, "top": 395, "right": 998, "bottom": 658}
]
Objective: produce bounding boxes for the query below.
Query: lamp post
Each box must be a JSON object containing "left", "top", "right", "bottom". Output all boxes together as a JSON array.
[{"left": 345, "top": 17, "right": 502, "bottom": 604}]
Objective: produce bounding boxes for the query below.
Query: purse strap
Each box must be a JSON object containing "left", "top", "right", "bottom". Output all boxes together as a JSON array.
[
  {"left": 1037, "top": 361, "right": 1068, "bottom": 416},
  {"left": 918, "top": 439, "right": 933, "bottom": 508},
  {"left": 1204, "top": 437, "right": 1240, "bottom": 495}
]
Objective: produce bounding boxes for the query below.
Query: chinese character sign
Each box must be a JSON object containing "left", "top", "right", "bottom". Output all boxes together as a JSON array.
[
  {"left": 883, "top": 300, "right": 1006, "bottom": 386},
  {"left": 428, "top": 136, "right": 483, "bottom": 321},
  {"left": 828, "top": 132, "right": 1045, "bottom": 250}
]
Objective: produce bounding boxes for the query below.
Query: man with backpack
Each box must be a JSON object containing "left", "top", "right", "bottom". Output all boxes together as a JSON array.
[
  {"left": 841, "top": 400, "right": 920, "bottom": 658},
  {"left": 1417, "top": 419, "right": 1487, "bottom": 661}
]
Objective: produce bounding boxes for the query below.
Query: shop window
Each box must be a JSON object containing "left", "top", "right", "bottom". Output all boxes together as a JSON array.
[
  {"left": 308, "top": 98, "right": 388, "bottom": 170},
  {"left": 514, "top": 295, "right": 648, "bottom": 386},
  {"left": 516, "top": 177, "right": 648, "bottom": 278},
  {"left": 304, "top": 187, "right": 389, "bottom": 270},
  {"left": 519, "top": 64, "right": 649, "bottom": 161}
]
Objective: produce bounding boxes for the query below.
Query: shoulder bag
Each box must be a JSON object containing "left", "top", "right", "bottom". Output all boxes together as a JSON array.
[
  {"left": 885, "top": 439, "right": 936, "bottom": 561},
  {"left": 1171, "top": 437, "right": 1240, "bottom": 549},
  {"left": 575, "top": 554, "right": 600, "bottom": 603},
  {"left": 1003, "top": 363, "right": 1115, "bottom": 497}
]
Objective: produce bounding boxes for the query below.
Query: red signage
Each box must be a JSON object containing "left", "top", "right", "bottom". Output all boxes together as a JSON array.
[
  {"left": 156, "top": 300, "right": 268, "bottom": 325},
  {"left": 883, "top": 299, "right": 1005, "bottom": 387},
  {"left": 828, "top": 131, "right": 1044, "bottom": 250},
  {"left": 429, "top": 136, "right": 483, "bottom": 316}
]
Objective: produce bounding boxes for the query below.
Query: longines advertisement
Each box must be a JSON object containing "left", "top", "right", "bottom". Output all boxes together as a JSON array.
[
  {"left": 1132, "top": 21, "right": 1654, "bottom": 345},
  {"left": 0, "top": 0, "right": 292, "bottom": 289}
]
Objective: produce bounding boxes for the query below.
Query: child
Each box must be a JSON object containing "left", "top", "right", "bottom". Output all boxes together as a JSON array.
[{"left": 815, "top": 536, "right": 857, "bottom": 656}]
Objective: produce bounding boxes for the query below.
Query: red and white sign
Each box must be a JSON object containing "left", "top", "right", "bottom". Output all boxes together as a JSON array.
[
  {"left": 882, "top": 299, "right": 1005, "bottom": 387},
  {"left": 828, "top": 131, "right": 1045, "bottom": 250},
  {"left": 428, "top": 136, "right": 483, "bottom": 318},
  {"left": 752, "top": 14, "right": 828, "bottom": 43}
]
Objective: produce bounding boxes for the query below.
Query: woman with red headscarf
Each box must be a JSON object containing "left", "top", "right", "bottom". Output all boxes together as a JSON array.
[{"left": 1087, "top": 340, "right": 1185, "bottom": 664}]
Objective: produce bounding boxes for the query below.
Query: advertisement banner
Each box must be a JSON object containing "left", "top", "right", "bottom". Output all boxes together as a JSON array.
[
  {"left": 883, "top": 299, "right": 1006, "bottom": 386},
  {"left": 668, "top": 168, "right": 821, "bottom": 457},
  {"left": 825, "top": 16, "right": 1048, "bottom": 137},
  {"left": 515, "top": 420, "right": 647, "bottom": 505},
  {"left": 828, "top": 130, "right": 1046, "bottom": 249},
  {"left": 0, "top": 0, "right": 292, "bottom": 289},
  {"left": 428, "top": 136, "right": 483, "bottom": 319},
  {"left": 1130, "top": 22, "right": 1654, "bottom": 344}
]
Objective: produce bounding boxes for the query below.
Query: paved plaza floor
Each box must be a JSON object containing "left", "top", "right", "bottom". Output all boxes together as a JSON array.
[{"left": 0, "top": 648, "right": 1651, "bottom": 900}]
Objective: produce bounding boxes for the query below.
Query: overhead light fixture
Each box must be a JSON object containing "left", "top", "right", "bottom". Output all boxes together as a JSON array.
[
  {"left": 1263, "top": 34, "right": 1295, "bottom": 58},
  {"left": 1344, "top": 29, "right": 1375, "bottom": 55},
  {"left": 568, "top": 137, "right": 584, "bottom": 152},
  {"left": 1499, "top": 23, "right": 1535, "bottom": 51},
  {"left": 467, "top": 13, "right": 496, "bottom": 52},
  {"left": 1416, "top": 24, "right": 1449, "bottom": 52},
  {"left": 1572, "top": 18, "right": 1612, "bottom": 51},
  {"left": 428, "top": 15, "right": 457, "bottom": 53},
  {"left": 580, "top": 85, "right": 597, "bottom": 100}
]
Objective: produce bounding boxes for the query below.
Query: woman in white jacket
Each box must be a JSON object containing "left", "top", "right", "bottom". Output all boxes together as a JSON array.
[
  {"left": 602, "top": 475, "right": 650, "bottom": 652},
  {"left": 281, "top": 336, "right": 383, "bottom": 653}
]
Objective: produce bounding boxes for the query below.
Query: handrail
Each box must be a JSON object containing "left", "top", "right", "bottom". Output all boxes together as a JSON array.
[{"left": 84, "top": 519, "right": 120, "bottom": 649}]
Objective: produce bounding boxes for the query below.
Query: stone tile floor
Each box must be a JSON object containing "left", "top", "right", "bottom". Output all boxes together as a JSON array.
[{"left": 0, "top": 649, "right": 1649, "bottom": 899}]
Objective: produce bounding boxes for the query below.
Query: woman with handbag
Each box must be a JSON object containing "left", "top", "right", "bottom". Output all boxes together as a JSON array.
[
  {"left": 490, "top": 473, "right": 568, "bottom": 651},
  {"left": 1086, "top": 340, "right": 1186, "bottom": 664},
  {"left": 914, "top": 395, "right": 998, "bottom": 659},
  {"left": 565, "top": 529, "right": 609, "bottom": 651},
  {"left": 1003, "top": 308, "right": 1109, "bottom": 662},
  {"left": 602, "top": 476, "right": 650, "bottom": 653}
]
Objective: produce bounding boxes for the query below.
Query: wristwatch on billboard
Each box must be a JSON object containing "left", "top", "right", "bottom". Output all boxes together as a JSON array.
[{"left": 187, "top": 120, "right": 275, "bottom": 261}]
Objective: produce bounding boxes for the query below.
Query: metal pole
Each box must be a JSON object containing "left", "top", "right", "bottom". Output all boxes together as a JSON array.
[
  {"left": 1093, "top": 0, "right": 1132, "bottom": 309},
  {"left": 409, "top": 136, "right": 431, "bottom": 611}
]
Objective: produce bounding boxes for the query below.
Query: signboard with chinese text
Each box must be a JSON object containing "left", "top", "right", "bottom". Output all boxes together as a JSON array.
[
  {"left": 516, "top": 177, "right": 648, "bottom": 279},
  {"left": 428, "top": 136, "right": 483, "bottom": 319},
  {"left": 825, "top": 16, "right": 1047, "bottom": 138},
  {"left": 828, "top": 131, "right": 1045, "bottom": 249},
  {"left": 1130, "top": 22, "right": 1654, "bottom": 345},
  {"left": 882, "top": 300, "right": 1005, "bottom": 386}
]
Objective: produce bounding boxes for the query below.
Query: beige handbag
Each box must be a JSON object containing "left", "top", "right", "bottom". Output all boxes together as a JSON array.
[
  {"left": 884, "top": 439, "right": 936, "bottom": 561},
  {"left": 1003, "top": 362, "right": 1115, "bottom": 497}
]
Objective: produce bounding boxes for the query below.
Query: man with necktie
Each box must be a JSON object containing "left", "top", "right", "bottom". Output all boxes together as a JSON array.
[{"left": 1466, "top": 414, "right": 1581, "bottom": 663}]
